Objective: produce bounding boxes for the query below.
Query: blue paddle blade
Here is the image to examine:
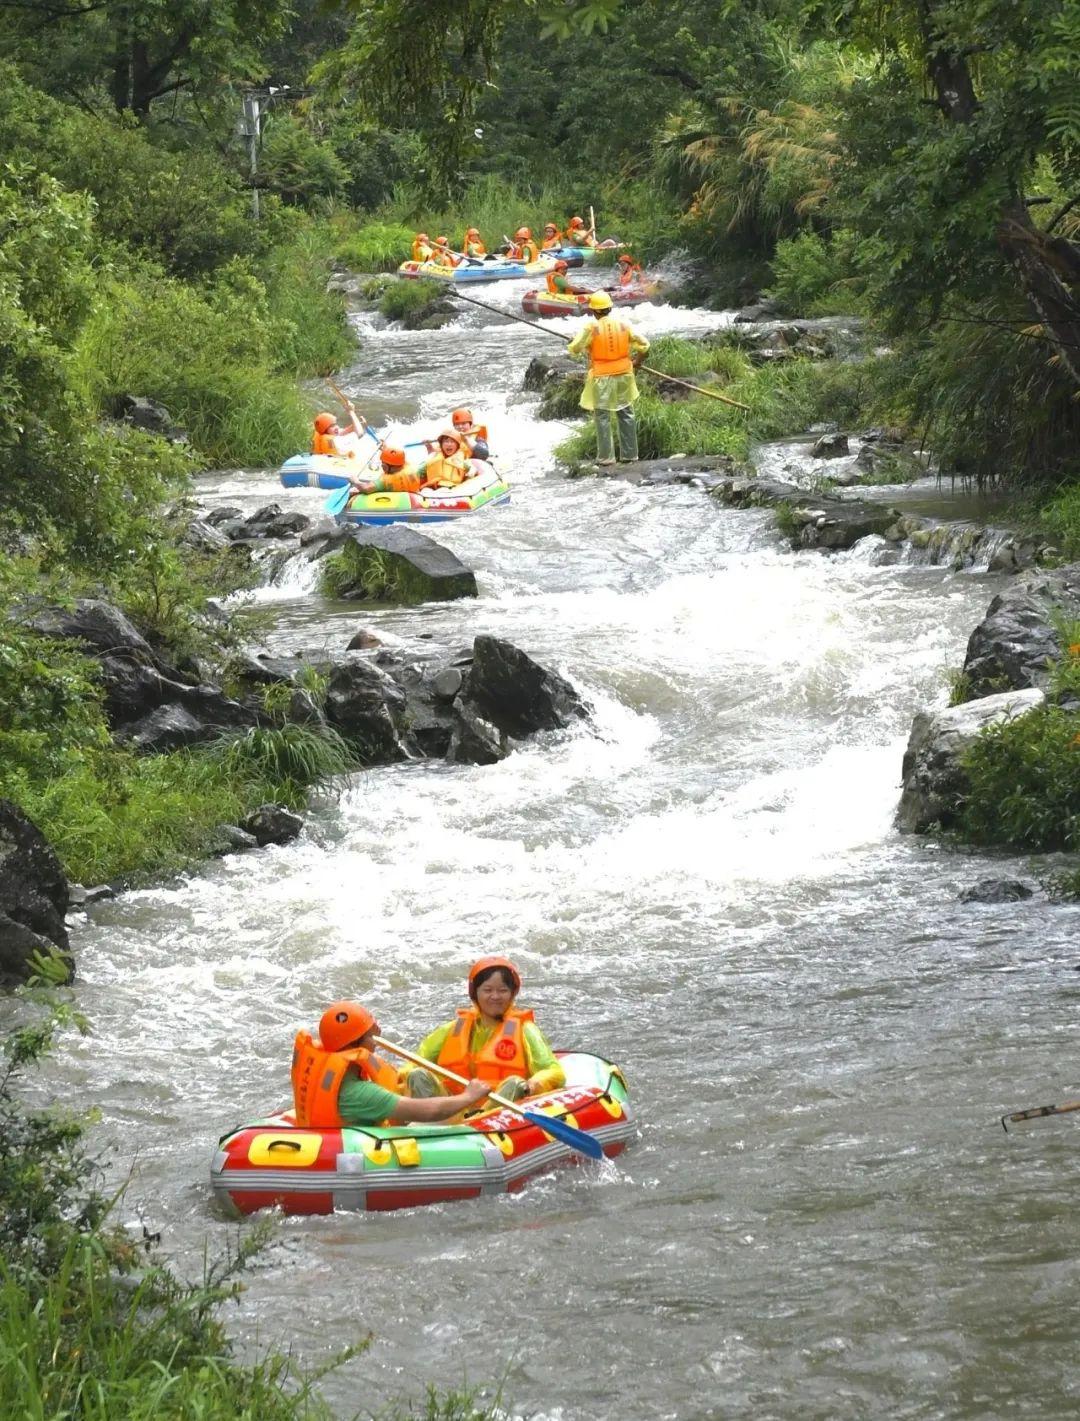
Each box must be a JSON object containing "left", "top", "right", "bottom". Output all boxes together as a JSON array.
[
  {"left": 324, "top": 484, "right": 351, "bottom": 516},
  {"left": 520, "top": 1107, "right": 605, "bottom": 1160}
]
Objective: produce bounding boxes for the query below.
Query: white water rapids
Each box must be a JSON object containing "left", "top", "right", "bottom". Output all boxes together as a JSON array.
[{"left": 51, "top": 286, "right": 1080, "bottom": 1419}]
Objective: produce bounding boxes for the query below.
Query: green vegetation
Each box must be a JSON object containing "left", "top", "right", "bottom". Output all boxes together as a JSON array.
[
  {"left": 378, "top": 279, "right": 450, "bottom": 327},
  {"left": 0, "top": 967, "right": 504, "bottom": 1419}
]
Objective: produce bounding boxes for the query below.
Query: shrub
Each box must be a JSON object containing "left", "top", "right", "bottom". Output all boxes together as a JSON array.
[
  {"left": 958, "top": 703, "right": 1080, "bottom": 852},
  {"left": 334, "top": 220, "right": 416, "bottom": 271},
  {"left": 379, "top": 278, "right": 447, "bottom": 323}
]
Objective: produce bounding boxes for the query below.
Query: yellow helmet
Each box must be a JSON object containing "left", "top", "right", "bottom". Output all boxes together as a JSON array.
[{"left": 588, "top": 291, "right": 613, "bottom": 313}]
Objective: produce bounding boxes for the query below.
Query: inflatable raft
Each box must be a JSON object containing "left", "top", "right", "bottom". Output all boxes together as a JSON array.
[
  {"left": 397, "top": 253, "right": 556, "bottom": 283},
  {"left": 278, "top": 452, "right": 371, "bottom": 490},
  {"left": 522, "top": 285, "right": 657, "bottom": 319},
  {"left": 339, "top": 461, "right": 510, "bottom": 526},
  {"left": 211, "top": 1051, "right": 632, "bottom": 1216},
  {"left": 546, "top": 240, "right": 620, "bottom": 267}
]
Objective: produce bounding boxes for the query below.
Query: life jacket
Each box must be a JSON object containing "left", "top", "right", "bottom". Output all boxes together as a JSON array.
[
  {"left": 567, "top": 225, "right": 595, "bottom": 248},
  {"left": 436, "top": 1007, "right": 535, "bottom": 1090},
  {"left": 411, "top": 238, "right": 434, "bottom": 262},
  {"left": 291, "top": 1030, "right": 401, "bottom": 1128},
  {"left": 463, "top": 236, "right": 487, "bottom": 256},
  {"left": 521, "top": 238, "right": 540, "bottom": 265},
  {"left": 312, "top": 430, "right": 338, "bottom": 455},
  {"left": 433, "top": 247, "right": 457, "bottom": 268},
  {"left": 456, "top": 422, "right": 489, "bottom": 446},
  {"left": 619, "top": 262, "right": 643, "bottom": 287},
  {"left": 541, "top": 230, "right": 563, "bottom": 250},
  {"left": 589, "top": 316, "right": 633, "bottom": 376},
  {"left": 546, "top": 272, "right": 573, "bottom": 295},
  {"left": 419, "top": 449, "right": 470, "bottom": 488}
]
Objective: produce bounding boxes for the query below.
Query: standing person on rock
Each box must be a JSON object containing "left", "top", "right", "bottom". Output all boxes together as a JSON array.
[
  {"left": 292, "top": 1001, "right": 490, "bottom": 1127},
  {"left": 566, "top": 291, "right": 650, "bottom": 466}
]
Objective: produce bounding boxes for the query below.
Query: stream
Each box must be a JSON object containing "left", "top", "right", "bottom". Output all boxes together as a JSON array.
[{"left": 57, "top": 284, "right": 1080, "bottom": 1420}]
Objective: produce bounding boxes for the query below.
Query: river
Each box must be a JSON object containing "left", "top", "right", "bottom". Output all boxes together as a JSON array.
[{"left": 59, "top": 284, "right": 1080, "bottom": 1420}]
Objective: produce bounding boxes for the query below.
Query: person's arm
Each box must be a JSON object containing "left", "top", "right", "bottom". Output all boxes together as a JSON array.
[
  {"left": 566, "top": 325, "right": 593, "bottom": 359},
  {"left": 629, "top": 330, "right": 650, "bottom": 362},
  {"left": 386, "top": 1078, "right": 489, "bottom": 1123},
  {"left": 522, "top": 1022, "right": 566, "bottom": 1095}
]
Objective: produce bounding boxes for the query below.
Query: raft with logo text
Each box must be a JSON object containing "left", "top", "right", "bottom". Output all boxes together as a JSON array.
[
  {"left": 211, "top": 1051, "right": 632, "bottom": 1215},
  {"left": 339, "top": 462, "right": 510, "bottom": 526}
]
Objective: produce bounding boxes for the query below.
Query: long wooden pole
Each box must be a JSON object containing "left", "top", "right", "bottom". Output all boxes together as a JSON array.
[{"left": 444, "top": 288, "right": 751, "bottom": 411}]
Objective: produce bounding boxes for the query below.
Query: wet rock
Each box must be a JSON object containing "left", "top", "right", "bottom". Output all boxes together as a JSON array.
[
  {"left": 67, "top": 884, "right": 116, "bottom": 907},
  {"left": 712, "top": 476, "right": 802, "bottom": 509},
  {"left": 734, "top": 299, "right": 781, "bottom": 323},
  {"left": 0, "top": 800, "right": 73, "bottom": 988},
  {"left": 523, "top": 354, "right": 585, "bottom": 419},
  {"left": 24, "top": 598, "right": 155, "bottom": 663},
  {"left": 580, "top": 454, "right": 741, "bottom": 488},
  {"left": 896, "top": 687, "right": 1045, "bottom": 833},
  {"left": 959, "top": 878, "right": 1035, "bottom": 904},
  {"left": 118, "top": 703, "right": 212, "bottom": 754},
  {"left": 432, "top": 667, "right": 463, "bottom": 700},
  {"left": 110, "top": 393, "right": 188, "bottom": 444},
  {"left": 523, "top": 353, "right": 579, "bottom": 393},
  {"left": 240, "top": 804, "right": 304, "bottom": 847},
  {"left": 346, "top": 628, "right": 382, "bottom": 651},
  {"left": 182, "top": 517, "right": 230, "bottom": 554},
  {"left": 788, "top": 498, "right": 898, "bottom": 551},
  {"left": 244, "top": 504, "right": 311, "bottom": 539},
  {"left": 323, "top": 658, "right": 408, "bottom": 763},
  {"left": 960, "top": 564, "right": 1080, "bottom": 701},
  {"left": 402, "top": 299, "right": 456, "bottom": 331},
  {"left": 460, "top": 635, "right": 588, "bottom": 739},
  {"left": 811, "top": 432, "right": 850, "bottom": 459},
  {"left": 212, "top": 825, "right": 260, "bottom": 855},
  {"left": 324, "top": 526, "right": 478, "bottom": 604},
  {"left": 300, "top": 518, "right": 350, "bottom": 553},
  {"left": 447, "top": 698, "right": 508, "bottom": 765},
  {"left": 204, "top": 505, "right": 245, "bottom": 527}
]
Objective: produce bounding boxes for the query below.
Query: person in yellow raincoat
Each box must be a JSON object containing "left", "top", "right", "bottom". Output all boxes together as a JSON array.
[
  {"left": 403, "top": 956, "right": 566, "bottom": 1104},
  {"left": 461, "top": 227, "right": 487, "bottom": 257},
  {"left": 411, "top": 232, "right": 434, "bottom": 262},
  {"left": 566, "top": 291, "right": 649, "bottom": 465}
]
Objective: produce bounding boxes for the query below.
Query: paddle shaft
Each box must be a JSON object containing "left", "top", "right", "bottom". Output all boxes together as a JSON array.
[
  {"left": 374, "top": 1035, "right": 525, "bottom": 1115},
  {"left": 445, "top": 290, "right": 751, "bottom": 410},
  {"left": 1002, "top": 1098, "right": 1080, "bottom": 1131}
]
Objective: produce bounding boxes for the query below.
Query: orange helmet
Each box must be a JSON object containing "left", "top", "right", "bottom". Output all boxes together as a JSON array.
[
  {"left": 554, "top": 260, "right": 569, "bottom": 273},
  {"left": 618, "top": 251, "right": 634, "bottom": 264},
  {"left": 451, "top": 407, "right": 474, "bottom": 429},
  {"left": 466, "top": 227, "right": 480, "bottom": 237},
  {"left": 468, "top": 956, "right": 522, "bottom": 998},
  {"left": 568, "top": 215, "right": 584, "bottom": 228},
  {"left": 416, "top": 232, "right": 429, "bottom": 241},
  {"left": 381, "top": 446, "right": 406, "bottom": 469},
  {"left": 435, "top": 235, "right": 449, "bottom": 246},
  {"left": 515, "top": 226, "right": 531, "bottom": 240},
  {"left": 314, "top": 412, "right": 335, "bottom": 433},
  {"left": 319, "top": 1001, "right": 376, "bottom": 1052},
  {"left": 437, "top": 429, "right": 463, "bottom": 452},
  {"left": 544, "top": 223, "right": 558, "bottom": 233}
]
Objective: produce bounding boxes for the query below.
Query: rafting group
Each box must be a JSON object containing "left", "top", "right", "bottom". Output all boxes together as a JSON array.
[
  {"left": 409, "top": 214, "right": 608, "bottom": 269},
  {"left": 213, "top": 958, "right": 633, "bottom": 1214}
]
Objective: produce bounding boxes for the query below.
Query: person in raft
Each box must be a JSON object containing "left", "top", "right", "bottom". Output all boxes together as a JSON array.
[
  {"left": 349, "top": 429, "right": 471, "bottom": 496},
  {"left": 449, "top": 406, "right": 490, "bottom": 460},
  {"left": 540, "top": 222, "right": 563, "bottom": 250},
  {"left": 411, "top": 231, "right": 435, "bottom": 262},
  {"left": 403, "top": 956, "right": 566, "bottom": 1104},
  {"left": 431, "top": 235, "right": 459, "bottom": 268},
  {"left": 616, "top": 251, "right": 644, "bottom": 287},
  {"left": 292, "top": 1001, "right": 490, "bottom": 1128},
  {"left": 546, "top": 259, "right": 587, "bottom": 297},
  {"left": 462, "top": 227, "right": 487, "bottom": 258},
  {"left": 508, "top": 227, "right": 540, "bottom": 264},
  {"left": 565, "top": 214, "right": 596, "bottom": 247},
  {"left": 311, "top": 410, "right": 363, "bottom": 457},
  {"left": 566, "top": 291, "right": 649, "bottom": 465}
]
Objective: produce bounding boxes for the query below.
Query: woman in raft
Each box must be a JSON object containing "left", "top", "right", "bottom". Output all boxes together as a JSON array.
[{"left": 404, "top": 956, "right": 566, "bottom": 1103}]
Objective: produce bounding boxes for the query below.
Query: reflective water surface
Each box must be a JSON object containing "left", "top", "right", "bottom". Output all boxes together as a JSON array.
[{"left": 51, "top": 290, "right": 1080, "bottom": 1419}]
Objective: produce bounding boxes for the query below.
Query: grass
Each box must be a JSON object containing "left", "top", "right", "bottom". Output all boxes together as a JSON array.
[
  {"left": 332, "top": 218, "right": 416, "bottom": 272},
  {"left": 1035, "top": 482, "right": 1080, "bottom": 559},
  {"left": 379, "top": 278, "right": 447, "bottom": 323}
]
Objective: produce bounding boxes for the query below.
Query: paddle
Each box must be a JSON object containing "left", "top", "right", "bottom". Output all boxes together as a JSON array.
[
  {"left": 443, "top": 289, "right": 752, "bottom": 410},
  {"left": 373, "top": 1035, "right": 605, "bottom": 1162},
  {"left": 1001, "top": 1098, "right": 1080, "bottom": 1132}
]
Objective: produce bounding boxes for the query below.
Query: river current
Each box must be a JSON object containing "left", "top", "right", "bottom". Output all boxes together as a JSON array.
[{"left": 55, "top": 285, "right": 1080, "bottom": 1419}]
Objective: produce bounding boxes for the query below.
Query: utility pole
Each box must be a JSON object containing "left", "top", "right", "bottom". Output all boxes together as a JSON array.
[{"left": 240, "top": 92, "right": 262, "bottom": 220}]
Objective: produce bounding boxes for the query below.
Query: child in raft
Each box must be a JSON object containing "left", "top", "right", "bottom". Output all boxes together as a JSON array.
[{"left": 403, "top": 956, "right": 566, "bottom": 1103}]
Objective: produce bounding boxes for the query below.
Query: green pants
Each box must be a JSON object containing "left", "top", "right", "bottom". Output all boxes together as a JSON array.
[
  {"left": 405, "top": 1067, "right": 528, "bottom": 1102},
  {"left": 594, "top": 405, "right": 639, "bottom": 462}
]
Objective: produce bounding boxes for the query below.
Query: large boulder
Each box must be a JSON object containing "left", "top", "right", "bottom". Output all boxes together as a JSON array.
[
  {"left": 323, "top": 658, "right": 408, "bottom": 763},
  {"left": 110, "top": 394, "right": 188, "bottom": 444},
  {"left": 960, "top": 564, "right": 1080, "bottom": 701},
  {"left": 322, "top": 526, "right": 478, "bottom": 604},
  {"left": 896, "top": 688, "right": 1045, "bottom": 833},
  {"left": 240, "top": 804, "right": 304, "bottom": 846},
  {"left": 25, "top": 598, "right": 156, "bottom": 663},
  {"left": 458, "top": 635, "right": 588, "bottom": 739},
  {"left": 117, "top": 703, "right": 213, "bottom": 754},
  {"left": 576, "top": 455, "right": 741, "bottom": 489},
  {"left": 0, "top": 801, "right": 72, "bottom": 988}
]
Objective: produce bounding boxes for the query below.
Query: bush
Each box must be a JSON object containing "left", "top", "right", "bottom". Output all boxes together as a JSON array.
[
  {"left": 958, "top": 700, "right": 1080, "bottom": 852},
  {"left": 379, "top": 278, "right": 447, "bottom": 323},
  {"left": 334, "top": 220, "right": 416, "bottom": 271}
]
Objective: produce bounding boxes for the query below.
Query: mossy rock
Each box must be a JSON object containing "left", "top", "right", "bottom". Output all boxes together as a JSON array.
[{"left": 320, "top": 526, "right": 477, "bottom": 605}]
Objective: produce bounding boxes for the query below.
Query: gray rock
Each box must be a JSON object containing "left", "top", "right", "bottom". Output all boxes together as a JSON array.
[
  {"left": 961, "top": 564, "right": 1080, "bottom": 701},
  {"left": 734, "top": 299, "right": 781, "bottom": 323},
  {"left": 110, "top": 394, "right": 188, "bottom": 443},
  {"left": 959, "top": 878, "right": 1035, "bottom": 904},
  {"left": 581, "top": 454, "right": 741, "bottom": 487},
  {"left": 461, "top": 635, "right": 588, "bottom": 738},
  {"left": 523, "top": 353, "right": 580, "bottom": 393},
  {"left": 212, "top": 825, "right": 260, "bottom": 854},
  {"left": 323, "top": 658, "right": 407, "bottom": 763},
  {"left": 244, "top": 504, "right": 311, "bottom": 539},
  {"left": 811, "top": 432, "right": 850, "bottom": 459},
  {"left": 239, "top": 804, "right": 304, "bottom": 847},
  {"left": 182, "top": 518, "right": 230, "bottom": 554},
  {"left": 300, "top": 518, "right": 350, "bottom": 551},
  {"left": 24, "top": 598, "right": 155, "bottom": 663},
  {"left": 432, "top": 666, "right": 463, "bottom": 700},
  {"left": 787, "top": 498, "right": 899, "bottom": 551},
  {"left": 67, "top": 884, "right": 116, "bottom": 907},
  {"left": 0, "top": 800, "right": 72, "bottom": 987},
  {"left": 896, "top": 688, "right": 1045, "bottom": 833},
  {"left": 118, "top": 703, "right": 211, "bottom": 754},
  {"left": 204, "top": 505, "right": 245, "bottom": 527},
  {"left": 447, "top": 697, "right": 508, "bottom": 765},
  {"left": 346, "top": 629, "right": 382, "bottom": 650},
  {"left": 328, "top": 526, "right": 478, "bottom": 604}
]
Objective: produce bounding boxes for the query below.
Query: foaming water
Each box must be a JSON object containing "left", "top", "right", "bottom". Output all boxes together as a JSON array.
[{"left": 51, "top": 292, "right": 1080, "bottom": 1420}]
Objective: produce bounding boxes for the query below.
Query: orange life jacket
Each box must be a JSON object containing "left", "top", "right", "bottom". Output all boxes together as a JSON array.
[
  {"left": 456, "top": 423, "right": 489, "bottom": 449},
  {"left": 619, "top": 262, "right": 643, "bottom": 287},
  {"left": 411, "top": 238, "right": 434, "bottom": 262},
  {"left": 463, "top": 235, "right": 487, "bottom": 256},
  {"left": 436, "top": 1007, "right": 535, "bottom": 1090},
  {"left": 589, "top": 317, "right": 633, "bottom": 376},
  {"left": 312, "top": 431, "right": 338, "bottom": 455},
  {"left": 291, "top": 1030, "right": 401, "bottom": 1127},
  {"left": 541, "top": 230, "right": 563, "bottom": 250},
  {"left": 419, "top": 450, "right": 470, "bottom": 488}
]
